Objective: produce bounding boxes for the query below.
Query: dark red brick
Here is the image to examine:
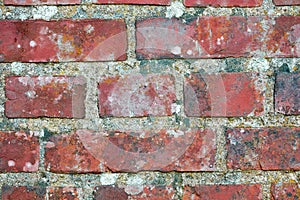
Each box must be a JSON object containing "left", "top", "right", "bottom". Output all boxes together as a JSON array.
[
  {"left": 98, "top": 74, "right": 176, "bottom": 117},
  {"left": 5, "top": 76, "right": 86, "bottom": 118},
  {"left": 273, "top": 0, "right": 300, "bottom": 5},
  {"left": 45, "top": 132, "right": 105, "bottom": 173},
  {"left": 184, "top": 73, "right": 264, "bottom": 117},
  {"left": 0, "top": 131, "right": 39, "bottom": 172},
  {"left": 2, "top": 186, "right": 80, "bottom": 200},
  {"left": 50, "top": 129, "right": 215, "bottom": 172},
  {"left": 136, "top": 17, "right": 265, "bottom": 59},
  {"left": 183, "top": 184, "right": 262, "bottom": 200},
  {"left": 4, "top": 0, "right": 80, "bottom": 5},
  {"left": 271, "top": 183, "right": 300, "bottom": 200},
  {"left": 0, "top": 19, "right": 127, "bottom": 62},
  {"left": 275, "top": 72, "right": 300, "bottom": 115},
  {"left": 94, "top": 185, "right": 175, "bottom": 199},
  {"left": 226, "top": 128, "right": 300, "bottom": 170},
  {"left": 184, "top": 0, "right": 263, "bottom": 7},
  {"left": 95, "top": 0, "right": 170, "bottom": 5},
  {"left": 267, "top": 16, "right": 300, "bottom": 57}
]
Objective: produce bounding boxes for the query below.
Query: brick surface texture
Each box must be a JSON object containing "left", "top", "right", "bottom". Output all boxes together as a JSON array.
[{"left": 0, "top": 0, "right": 299, "bottom": 199}]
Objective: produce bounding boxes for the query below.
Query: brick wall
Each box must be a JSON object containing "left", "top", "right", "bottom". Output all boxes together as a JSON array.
[{"left": 0, "top": 0, "right": 299, "bottom": 199}]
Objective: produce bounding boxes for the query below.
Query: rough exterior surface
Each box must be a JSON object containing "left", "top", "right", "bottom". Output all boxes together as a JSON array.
[
  {"left": 275, "top": 72, "right": 300, "bottom": 115},
  {"left": 184, "top": 0, "right": 263, "bottom": 7},
  {"left": 98, "top": 74, "right": 176, "bottom": 117},
  {"left": 183, "top": 184, "right": 262, "bottom": 200},
  {"left": 271, "top": 183, "right": 300, "bottom": 200},
  {"left": 226, "top": 128, "right": 300, "bottom": 170},
  {"left": 2, "top": 186, "right": 81, "bottom": 200},
  {"left": 95, "top": 0, "right": 170, "bottom": 5},
  {"left": 94, "top": 185, "right": 175, "bottom": 199},
  {"left": 0, "top": 131, "right": 39, "bottom": 172},
  {"left": 273, "top": 0, "right": 300, "bottom": 5},
  {"left": 0, "top": 20, "right": 127, "bottom": 62},
  {"left": 184, "top": 72, "right": 264, "bottom": 117},
  {"left": 5, "top": 76, "right": 86, "bottom": 118},
  {"left": 4, "top": 0, "right": 80, "bottom": 5},
  {"left": 45, "top": 129, "right": 215, "bottom": 172}
]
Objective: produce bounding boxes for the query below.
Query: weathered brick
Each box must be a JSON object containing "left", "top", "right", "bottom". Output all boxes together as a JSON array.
[
  {"left": 0, "top": 19, "right": 127, "bottom": 62},
  {"left": 137, "top": 16, "right": 300, "bottom": 59},
  {"left": 275, "top": 72, "right": 300, "bottom": 115},
  {"left": 94, "top": 185, "right": 175, "bottom": 199},
  {"left": 267, "top": 16, "right": 300, "bottom": 57},
  {"left": 5, "top": 76, "right": 86, "bottom": 118},
  {"left": 226, "top": 128, "right": 300, "bottom": 170},
  {"left": 4, "top": 0, "right": 80, "bottom": 5},
  {"left": 271, "top": 183, "right": 300, "bottom": 200},
  {"left": 2, "top": 186, "right": 81, "bottom": 200},
  {"left": 273, "top": 0, "right": 300, "bottom": 5},
  {"left": 184, "top": 72, "right": 264, "bottom": 117},
  {"left": 95, "top": 0, "right": 170, "bottom": 5},
  {"left": 183, "top": 184, "right": 262, "bottom": 200},
  {"left": 136, "top": 17, "right": 265, "bottom": 59},
  {"left": 98, "top": 74, "right": 176, "bottom": 117},
  {"left": 184, "top": 0, "right": 263, "bottom": 7},
  {"left": 45, "top": 132, "right": 105, "bottom": 173},
  {"left": 0, "top": 131, "right": 39, "bottom": 172},
  {"left": 45, "top": 129, "right": 215, "bottom": 173}
]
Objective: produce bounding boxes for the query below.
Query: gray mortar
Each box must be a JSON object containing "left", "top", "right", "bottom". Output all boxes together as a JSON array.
[{"left": 0, "top": 0, "right": 300, "bottom": 199}]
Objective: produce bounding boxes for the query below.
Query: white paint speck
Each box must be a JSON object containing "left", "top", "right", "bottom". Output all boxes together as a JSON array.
[
  {"left": 8, "top": 160, "right": 15, "bottom": 167},
  {"left": 187, "top": 50, "right": 193, "bottom": 55},
  {"left": 217, "top": 38, "right": 221, "bottom": 45},
  {"left": 247, "top": 28, "right": 252, "bottom": 33},
  {"left": 17, "top": 44, "right": 21, "bottom": 48},
  {"left": 171, "top": 46, "right": 181, "bottom": 55},
  {"left": 30, "top": 40, "right": 37, "bottom": 47},
  {"left": 25, "top": 90, "right": 36, "bottom": 99}
]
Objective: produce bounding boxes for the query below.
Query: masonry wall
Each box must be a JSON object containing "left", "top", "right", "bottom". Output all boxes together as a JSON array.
[{"left": 0, "top": 0, "right": 299, "bottom": 199}]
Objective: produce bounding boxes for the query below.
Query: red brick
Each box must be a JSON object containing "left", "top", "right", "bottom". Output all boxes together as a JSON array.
[
  {"left": 4, "top": 0, "right": 79, "bottom": 5},
  {"left": 184, "top": 0, "right": 263, "bottom": 7},
  {"left": 5, "top": 76, "right": 86, "bottom": 118},
  {"left": 95, "top": 0, "right": 170, "bottom": 5},
  {"left": 47, "top": 129, "right": 215, "bottom": 173},
  {"left": 275, "top": 72, "right": 300, "bottom": 115},
  {"left": 45, "top": 132, "right": 105, "bottom": 173},
  {"left": 98, "top": 74, "right": 176, "bottom": 117},
  {"left": 94, "top": 185, "right": 175, "bottom": 199},
  {"left": 2, "top": 186, "right": 81, "bottom": 200},
  {"left": 183, "top": 184, "right": 262, "bottom": 200},
  {"left": 136, "top": 17, "right": 265, "bottom": 59},
  {"left": 226, "top": 128, "right": 300, "bottom": 170},
  {"left": 137, "top": 16, "right": 300, "bottom": 59},
  {"left": 273, "top": 0, "right": 300, "bottom": 5},
  {"left": 267, "top": 16, "right": 300, "bottom": 57},
  {"left": 271, "top": 183, "right": 300, "bottom": 200},
  {"left": 0, "top": 19, "right": 127, "bottom": 62},
  {"left": 0, "top": 131, "right": 39, "bottom": 172},
  {"left": 184, "top": 73, "right": 264, "bottom": 117}
]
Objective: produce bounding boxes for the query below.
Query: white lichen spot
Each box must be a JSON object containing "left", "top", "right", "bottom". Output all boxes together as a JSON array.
[
  {"left": 39, "top": 26, "right": 49, "bottom": 35},
  {"left": 166, "top": 130, "right": 184, "bottom": 138},
  {"left": 30, "top": 40, "right": 37, "bottom": 47},
  {"left": 45, "top": 141, "right": 55, "bottom": 148},
  {"left": 100, "top": 173, "right": 119, "bottom": 185},
  {"left": 23, "top": 161, "right": 39, "bottom": 172},
  {"left": 247, "top": 28, "right": 252, "bottom": 33},
  {"left": 125, "top": 175, "right": 145, "bottom": 195},
  {"left": 84, "top": 24, "right": 94, "bottom": 34},
  {"left": 187, "top": 50, "right": 193, "bottom": 55},
  {"left": 25, "top": 90, "right": 36, "bottom": 99},
  {"left": 217, "top": 38, "right": 221, "bottom": 45},
  {"left": 17, "top": 44, "right": 21, "bottom": 48},
  {"left": 166, "top": 1, "right": 185, "bottom": 18},
  {"left": 8, "top": 160, "right": 15, "bottom": 167},
  {"left": 171, "top": 46, "right": 181, "bottom": 55}
]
